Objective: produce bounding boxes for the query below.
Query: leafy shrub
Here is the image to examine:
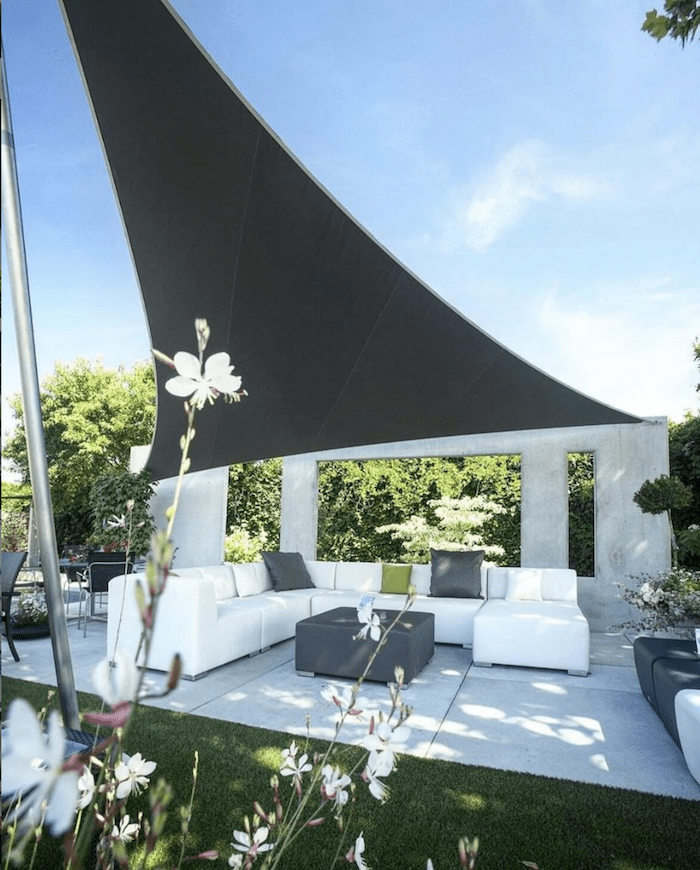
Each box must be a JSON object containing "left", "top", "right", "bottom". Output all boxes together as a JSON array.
[
  {"left": 224, "top": 525, "right": 268, "bottom": 563},
  {"left": 89, "top": 469, "right": 156, "bottom": 557},
  {"left": 1, "top": 511, "right": 29, "bottom": 552}
]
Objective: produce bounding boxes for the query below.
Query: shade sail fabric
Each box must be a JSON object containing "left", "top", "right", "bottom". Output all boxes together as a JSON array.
[{"left": 60, "top": 0, "right": 640, "bottom": 480}]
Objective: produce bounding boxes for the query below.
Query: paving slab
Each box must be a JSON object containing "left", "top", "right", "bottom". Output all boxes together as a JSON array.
[{"left": 3, "top": 625, "right": 699, "bottom": 801}]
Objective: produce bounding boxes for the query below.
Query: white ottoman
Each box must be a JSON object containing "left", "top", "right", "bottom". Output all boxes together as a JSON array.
[{"left": 675, "top": 689, "right": 700, "bottom": 785}]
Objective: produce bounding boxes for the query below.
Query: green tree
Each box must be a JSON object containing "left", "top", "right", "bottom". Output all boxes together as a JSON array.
[
  {"left": 642, "top": 1, "right": 700, "bottom": 45},
  {"left": 667, "top": 340, "right": 700, "bottom": 566},
  {"left": 4, "top": 358, "right": 156, "bottom": 546},
  {"left": 377, "top": 494, "right": 507, "bottom": 564},
  {"left": 634, "top": 474, "right": 692, "bottom": 567},
  {"left": 227, "top": 459, "right": 282, "bottom": 549}
]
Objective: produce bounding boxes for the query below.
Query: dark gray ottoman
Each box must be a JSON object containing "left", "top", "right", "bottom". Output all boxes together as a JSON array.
[
  {"left": 633, "top": 637, "right": 697, "bottom": 713},
  {"left": 633, "top": 637, "right": 700, "bottom": 747},
  {"left": 652, "top": 657, "right": 700, "bottom": 748},
  {"left": 295, "top": 607, "right": 434, "bottom": 684}
]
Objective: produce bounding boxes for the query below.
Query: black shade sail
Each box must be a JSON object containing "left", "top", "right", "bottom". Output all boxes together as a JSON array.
[{"left": 60, "top": 0, "right": 640, "bottom": 480}]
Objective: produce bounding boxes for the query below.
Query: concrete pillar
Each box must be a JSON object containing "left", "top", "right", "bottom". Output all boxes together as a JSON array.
[
  {"left": 130, "top": 447, "right": 229, "bottom": 568},
  {"left": 520, "top": 444, "right": 569, "bottom": 568},
  {"left": 590, "top": 417, "right": 670, "bottom": 627},
  {"left": 280, "top": 454, "right": 319, "bottom": 559}
]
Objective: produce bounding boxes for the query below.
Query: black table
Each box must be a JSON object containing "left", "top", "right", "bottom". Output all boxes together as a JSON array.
[{"left": 295, "top": 607, "right": 434, "bottom": 684}]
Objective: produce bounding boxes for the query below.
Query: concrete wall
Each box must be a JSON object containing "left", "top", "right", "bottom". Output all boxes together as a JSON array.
[
  {"left": 130, "top": 447, "right": 228, "bottom": 569},
  {"left": 279, "top": 418, "right": 670, "bottom": 631}
]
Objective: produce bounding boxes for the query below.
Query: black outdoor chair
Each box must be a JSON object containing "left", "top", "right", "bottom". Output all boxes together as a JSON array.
[
  {"left": 61, "top": 543, "right": 89, "bottom": 617},
  {"left": 79, "top": 551, "right": 133, "bottom": 635},
  {"left": 1, "top": 551, "right": 29, "bottom": 662}
]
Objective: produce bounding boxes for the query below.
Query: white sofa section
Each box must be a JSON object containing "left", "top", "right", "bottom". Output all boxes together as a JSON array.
[
  {"left": 675, "top": 689, "right": 700, "bottom": 786},
  {"left": 471, "top": 567, "right": 590, "bottom": 676},
  {"left": 108, "top": 559, "right": 488, "bottom": 680},
  {"left": 108, "top": 560, "right": 589, "bottom": 680}
]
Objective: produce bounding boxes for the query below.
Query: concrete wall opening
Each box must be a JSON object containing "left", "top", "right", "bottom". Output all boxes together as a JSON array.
[
  {"left": 568, "top": 451, "right": 596, "bottom": 577},
  {"left": 316, "top": 456, "right": 521, "bottom": 564}
]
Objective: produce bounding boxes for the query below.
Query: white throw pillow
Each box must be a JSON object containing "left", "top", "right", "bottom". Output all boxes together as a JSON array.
[
  {"left": 505, "top": 568, "right": 543, "bottom": 601},
  {"left": 233, "top": 562, "right": 271, "bottom": 597}
]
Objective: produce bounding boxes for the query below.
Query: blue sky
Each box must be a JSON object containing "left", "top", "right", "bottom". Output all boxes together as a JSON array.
[{"left": 3, "top": 0, "right": 699, "bottom": 464}]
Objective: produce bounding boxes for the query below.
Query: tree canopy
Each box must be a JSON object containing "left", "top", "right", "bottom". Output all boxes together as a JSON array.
[
  {"left": 5, "top": 358, "right": 156, "bottom": 545},
  {"left": 643, "top": 1, "right": 700, "bottom": 45}
]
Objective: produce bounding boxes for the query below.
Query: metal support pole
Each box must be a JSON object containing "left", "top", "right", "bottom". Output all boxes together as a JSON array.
[{"left": 1, "top": 42, "right": 80, "bottom": 729}]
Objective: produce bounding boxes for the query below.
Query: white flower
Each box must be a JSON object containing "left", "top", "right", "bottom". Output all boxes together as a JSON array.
[
  {"left": 321, "top": 765, "right": 351, "bottom": 811},
  {"left": 165, "top": 350, "right": 242, "bottom": 409},
  {"left": 106, "top": 514, "right": 127, "bottom": 529},
  {"left": 93, "top": 651, "right": 139, "bottom": 707},
  {"left": 279, "top": 752, "right": 312, "bottom": 783},
  {"left": 228, "top": 854, "right": 244, "bottom": 869},
  {"left": 362, "top": 764, "right": 389, "bottom": 802},
  {"left": 1, "top": 698, "right": 80, "bottom": 836},
  {"left": 112, "top": 813, "right": 139, "bottom": 843},
  {"left": 77, "top": 765, "right": 95, "bottom": 810},
  {"left": 347, "top": 831, "right": 370, "bottom": 870},
  {"left": 231, "top": 826, "right": 275, "bottom": 854},
  {"left": 320, "top": 683, "right": 362, "bottom": 716},
  {"left": 114, "top": 752, "right": 156, "bottom": 799},
  {"left": 280, "top": 740, "right": 299, "bottom": 763},
  {"left": 354, "top": 603, "right": 381, "bottom": 642},
  {"left": 362, "top": 720, "right": 411, "bottom": 777}
]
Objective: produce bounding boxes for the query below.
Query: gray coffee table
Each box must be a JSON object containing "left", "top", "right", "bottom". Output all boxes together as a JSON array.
[{"left": 295, "top": 606, "right": 434, "bottom": 684}]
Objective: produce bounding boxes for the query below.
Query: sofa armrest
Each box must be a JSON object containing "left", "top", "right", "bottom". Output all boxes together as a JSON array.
[{"left": 108, "top": 571, "right": 218, "bottom": 675}]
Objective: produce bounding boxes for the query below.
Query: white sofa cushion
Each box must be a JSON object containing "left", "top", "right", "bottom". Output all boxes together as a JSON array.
[
  {"left": 411, "top": 564, "right": 431, "bottom": 595},
  {"left": 169, "top": 567, "right": 204, "bottom": 580},
  {"left": 505, "top": 568, "right": 542, "bottom": 601},
  {"left": 205, "top": 564, "right": 237, "bottom": 599},
  {"left": 472, "top": 599, "right": 589, "bottom": 674},
  {"left": 233, "top": 562, "right": 272, "bottom": 597},
  {"left": 334, "top": 562, "right": 381, "bottom": 592},
  {"left": 305, "top": 560, "right": 337, "bottom": 590},
  {"left": 540, "top": 569, "right": 578, "bottom": 602}
]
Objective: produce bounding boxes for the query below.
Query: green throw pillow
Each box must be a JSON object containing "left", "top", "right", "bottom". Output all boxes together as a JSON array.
[{"left": 381, "top": 563, "right": 413, "bottom": 594}]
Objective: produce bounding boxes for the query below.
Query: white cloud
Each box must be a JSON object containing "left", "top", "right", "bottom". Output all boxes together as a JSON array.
[
  {"left": 459, "top": 140, "right": 606, "bottom": 252},
  {"left": 533, "top": 279, "right": 699, "bottom": 421}
]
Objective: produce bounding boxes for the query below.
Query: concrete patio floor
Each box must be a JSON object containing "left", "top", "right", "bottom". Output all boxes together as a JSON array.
[{"left": 3, "top": 617, "right": 699, "bottom": 802}]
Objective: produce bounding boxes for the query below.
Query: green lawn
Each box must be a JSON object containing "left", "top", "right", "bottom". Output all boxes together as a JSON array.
[{"left": 2, "top": 676, "right": 698, "bottom": 870}]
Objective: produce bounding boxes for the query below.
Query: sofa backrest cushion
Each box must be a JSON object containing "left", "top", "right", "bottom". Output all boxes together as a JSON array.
[
  {"left": 430, "top": 549, "right": 485, "bottom": 598},
  {"left": 487, "top": 567, "right": 577, "bottom": 602},
  {"left": 334, "top": 562, "right": 381, "bottom": 592},
  {"left": 203, "top": 564, "right": 237, "bottom": 599},
  {"left": 305, "top": 561, "right": 337, "bottom": 590},
  {"left": 540, "top": 569, "right": 578, "bottom": 602},
  {"left": 170, "top": 567, "right": 204, "bottom": 580},
  {"left": 411, "top": 564, "right": 431, "bottom": 595},
  {"left": 262, "top": 551, "right": 314, "bottom": 591},
  {"left": 232, "top": 562, "right": 272, "bottom": 597}
]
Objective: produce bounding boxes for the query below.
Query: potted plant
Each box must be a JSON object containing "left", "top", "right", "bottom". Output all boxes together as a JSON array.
[
  {"left": 11, "top": 587, "right": 50, "bottom": 639},
  {"left": 617, "top": 567, "right": 700, "bottom": 638}
]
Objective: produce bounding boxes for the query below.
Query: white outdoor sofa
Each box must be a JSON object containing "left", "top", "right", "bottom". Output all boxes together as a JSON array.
[
  {"left": 472, "top": 567, "right": 590, "bottom": 676},
  {"left": 107, "top": 557, "right": 589, "bottom": 680}
]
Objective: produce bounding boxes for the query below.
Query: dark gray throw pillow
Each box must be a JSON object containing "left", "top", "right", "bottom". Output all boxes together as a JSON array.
[
  {"left": 430, "top": 549, "right": 485, "bottom": 598},
  {"left": 262, "top": 551, "right": 314, "bottom": 591}
]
